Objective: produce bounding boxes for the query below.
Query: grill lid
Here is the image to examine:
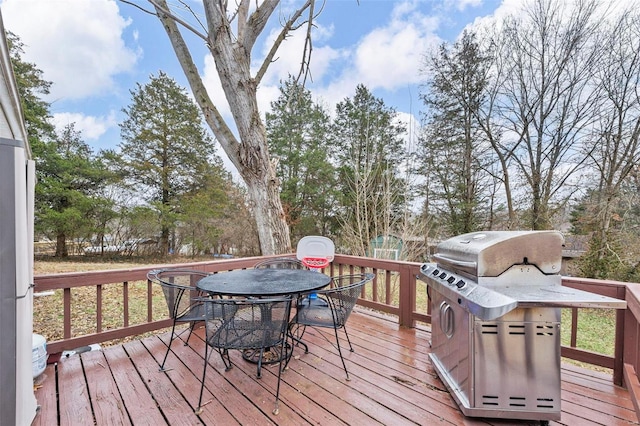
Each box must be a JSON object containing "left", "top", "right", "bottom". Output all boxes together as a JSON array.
[
  {"left": 433, "top": 231, "right": 564, "bottom": 278},
  {"left": 421, "top": 231, "right": 626, "bottom": 318}
]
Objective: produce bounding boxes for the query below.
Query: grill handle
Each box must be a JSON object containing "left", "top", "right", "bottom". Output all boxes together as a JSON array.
[
  {"left": 432, "top": 254, "right": 477, "bottom": 276},
  {"left": 439, "top": 301, "right": 454, "bottom": 338}
]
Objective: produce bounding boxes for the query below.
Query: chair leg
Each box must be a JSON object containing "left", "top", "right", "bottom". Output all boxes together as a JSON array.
[
  {"left": 159, "top": 321, "right": 178, "bottom": 372},
  {"left": 218, "top": 348, "right": 232, "bottom": 371},
  {"left": 282, "top": 329, "right": 296, "bottom": 371},
  {"left": 184, "top": 321, "right": 197, "bottom": 345},
  {"left": 333, "top": 326, "right": 350, "bottom": 381},
  {"left": 272, "top": 334, "right": 288, "bottom": 415},
  {"left": 342, "top": 326, "right": 354, "bottom": 352},
  {"left": 196, "top": 342, "right": 209, "bottom": 414}
]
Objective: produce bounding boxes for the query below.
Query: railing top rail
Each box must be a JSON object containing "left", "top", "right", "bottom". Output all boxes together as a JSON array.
[{"left": 34, "top": 256, "right": 268, "bottom": 291}]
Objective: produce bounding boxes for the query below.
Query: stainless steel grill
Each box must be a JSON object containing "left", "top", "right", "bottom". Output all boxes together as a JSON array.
[{"left": 419, "top": 231, "right": 626, "bottom": 422}]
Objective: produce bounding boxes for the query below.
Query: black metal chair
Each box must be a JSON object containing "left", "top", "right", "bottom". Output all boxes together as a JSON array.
[
  {"left": 147, "top": 268, "right": 210, "bottom": 372},
  {"left": 253, "top": 257, "right": 307, "bottom": 270},
  {"left": 289, "top": 272, "right": 374, "bottom": 380},
  {"left": 196, "top": 296, "right": 293, "bottom": 415}
]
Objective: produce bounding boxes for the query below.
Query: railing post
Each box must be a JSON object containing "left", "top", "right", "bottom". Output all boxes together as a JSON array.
[
  {"left": 123, "top": 281, "right": 129, "bottom": 328},
  {"left": 624, "top": 285, "right": 640, "bottom": 389},
  {"left": 398, "top": 264, "right": 415, "bottom": 328},
  {"left": 614, "top": 285, "right": 626, "bottom": 386}
]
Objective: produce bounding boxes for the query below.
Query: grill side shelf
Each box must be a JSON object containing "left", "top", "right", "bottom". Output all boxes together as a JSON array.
[{"left": 490, "top": 285, "right": 627, "bottom": 309}]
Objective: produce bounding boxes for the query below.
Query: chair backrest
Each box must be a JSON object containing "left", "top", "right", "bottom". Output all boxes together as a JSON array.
[
  {"left": 253, "top": 257, "right": 307, "bottom": 270},
  {"left": 201, "top": 296, "right": 292, "bottom": 350},
  {"left": 321, "top": 273, "right": 374, "bottom": 327},
  {"left": 147, "top": 269, "right": 209, "bottom": 319}
]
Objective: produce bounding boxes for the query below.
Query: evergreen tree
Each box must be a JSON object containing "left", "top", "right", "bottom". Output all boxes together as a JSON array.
[
  {"left": 35, "top": 124, "right": 113, "bottom": 256},
  {"left": 8, "top": 32, "right": 115, "bottom": 256},
  {"left": 118, "top": 72, "right": 219, "bottom": 254},
  {"left": 6, "top": 31, "right": 54, "bottom": 145},
  {"left": 331, "top": 85, "right": 408, "bottom": 255},
  {"left": 265, "top": 77, "right": 337, "bottom": 240},
  {"left": 176, "top": 157, "right": 232, "bottom": 257},
  {"left": 418, "top": 30, "right": 495, "bottom": 237}
]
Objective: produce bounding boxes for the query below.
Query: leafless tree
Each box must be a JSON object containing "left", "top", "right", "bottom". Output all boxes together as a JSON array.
[
  {"left": 120, "top": 0, "right": 322, "bottom": 254},
  {"left": 493, "top": 0, "right": 604, "bottom": 229},
  {"left": 580, "top": 10, "right": 640, "bottom": 271}
]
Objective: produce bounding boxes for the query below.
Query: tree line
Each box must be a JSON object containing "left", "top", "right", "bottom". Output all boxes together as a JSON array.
[
  {"left": 8, "top": 0, "right": 640, "bottom": 281},
  {"left": 11, "top": 34, "right": 258, "bottom": 258}
]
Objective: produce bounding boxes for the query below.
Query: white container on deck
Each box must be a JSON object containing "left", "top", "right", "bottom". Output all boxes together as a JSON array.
[{"left": 32, "top": 333, "right": 47, "bottom": 378}]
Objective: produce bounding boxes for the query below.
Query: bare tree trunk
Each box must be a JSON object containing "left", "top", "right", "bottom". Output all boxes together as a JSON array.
[
  {"left": 143, "top": 0, "right": 315, "bottom": 255},
  {"left": 55, "top": 233, "right": 67, "bottom": 257}
]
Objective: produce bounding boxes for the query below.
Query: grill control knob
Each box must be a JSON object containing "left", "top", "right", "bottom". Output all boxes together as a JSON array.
[
  {"left": 439, "top": 272, "right": 447, "bottom": 280},
  {"left": 455, "top": 279, "right": 466, "bottom": 289},
  {"left": 447, "top": 276, "right": 455, "bottom": 284}
]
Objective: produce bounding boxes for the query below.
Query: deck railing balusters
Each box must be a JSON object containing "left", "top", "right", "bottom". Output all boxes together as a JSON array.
[
  {"left": 122, "top": 281, "right": 129, "bottom": 328},
  {"left": 96, "top": 284, "right": 102, "bottom": 333},
  {"left": 33, "top": 253, "right": 636, "bottom": 403}
]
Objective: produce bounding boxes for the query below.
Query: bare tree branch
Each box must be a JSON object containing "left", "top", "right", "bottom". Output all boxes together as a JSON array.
[
  {"left": 296, "top": 0, "right": 316, "bottom": 85},
  {"left": 152, "top": 0, "right": 240, "bottom": 166},
  {"left": 124, "top": 0, "right": 208, "bottom": 41},
  {"left": 242, "top": 0, "right": 279, "bottom": 50},
  {"left": 119, "top": 0, "right": 156, "bottom": 16},
  {"left": 237, "top": 0, "right": 250, "bottom": 43},
  {"left": 254, "top": 0, "right": 312, "bottom": 85},
  {"left": 177, "top": 0, "right": 207, "bottom": 34}
]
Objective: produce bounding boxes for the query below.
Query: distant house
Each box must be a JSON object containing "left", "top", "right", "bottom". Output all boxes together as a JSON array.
[{"left": 561, "top": 234, "right": 590, "bottom": 275}]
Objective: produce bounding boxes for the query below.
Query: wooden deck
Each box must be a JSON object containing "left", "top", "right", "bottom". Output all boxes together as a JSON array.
[{"left": 32, "top": 309, "right": 638, "bottom": 426}]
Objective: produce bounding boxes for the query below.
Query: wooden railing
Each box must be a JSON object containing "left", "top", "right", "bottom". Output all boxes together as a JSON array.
[{"left": 32, "top": 256, "right": 636, "bottom": 390}]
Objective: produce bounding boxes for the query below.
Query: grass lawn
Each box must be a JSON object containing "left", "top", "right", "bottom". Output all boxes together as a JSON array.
[{"left": 33, "top": 256, "right": 205, "bottom": 348}]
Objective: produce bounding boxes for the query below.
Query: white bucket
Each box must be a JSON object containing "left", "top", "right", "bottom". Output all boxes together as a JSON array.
[{"left": 32, "top": 333, "right": 47, "bottom": 378}]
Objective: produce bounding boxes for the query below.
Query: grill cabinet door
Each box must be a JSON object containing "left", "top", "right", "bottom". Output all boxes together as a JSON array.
[
  {"left": 473, "top": 308, "right": 561, "bottom": 414},
  {"left": 430, "top": 289, "right": 471, "bottom": 402}
]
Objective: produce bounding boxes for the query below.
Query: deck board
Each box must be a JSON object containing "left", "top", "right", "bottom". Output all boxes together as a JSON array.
[
  {"left": 82, "top": 349, "right": 131, "bottom": 425},
  {"left": 32, "top": 364, "right": 57, "bottom": 426},
  {"left": 56, "top": 352, "right": 93, "bottom": 425},
  {"left": 102, "top": 344, "right": 168, "bottom": 425},
  {"left": 33, "top": 309, "right": 639, "bottom": 425}
]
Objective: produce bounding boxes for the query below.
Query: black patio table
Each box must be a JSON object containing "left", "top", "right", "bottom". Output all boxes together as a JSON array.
[
  {"left": 196, "top": 268, "right": 331, "bottom": 297},
  {"left": 196, "top": 268, "right": 332, "bottom": 366}
]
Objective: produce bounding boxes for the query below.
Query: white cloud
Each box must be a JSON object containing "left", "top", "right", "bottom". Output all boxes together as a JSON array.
[
  {"left": 1, "top": 0, "right": 139, "bottom": 100},
  {"left": 356, "top": 3, "right": 440, "bottom": 88},
  {"left": 449, "top": 0, "right": 483, "bottom": 11},
  {"left": 314, "top": 1, "right": 442, "bottom": 110},
  {"left": 52, "top": 111, "right": 116, "bottom": 141}
]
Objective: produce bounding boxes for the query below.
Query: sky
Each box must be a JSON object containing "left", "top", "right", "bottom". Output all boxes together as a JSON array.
[{"left": 1, "top": 0, "right": 520, "bottom": 164}]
